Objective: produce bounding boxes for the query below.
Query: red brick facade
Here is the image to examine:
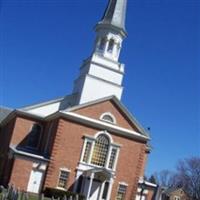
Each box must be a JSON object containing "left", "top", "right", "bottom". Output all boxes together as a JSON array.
[
  {"left": 0, "top": 99, "right": 150, "bottom": 200},
  {"left": 9, "top": 157, "right": 33, "bottom": 190}
]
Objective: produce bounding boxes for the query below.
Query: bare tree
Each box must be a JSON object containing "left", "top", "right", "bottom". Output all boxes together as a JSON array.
[
  {"left": 172, "top": 157, "right": 200, "bottom": 200},
  {"left": 148, "top": 175, "right": 157, "bottom": 184},
  {"left": 153, "top": 170, "right": 174, "bottom": 187}
]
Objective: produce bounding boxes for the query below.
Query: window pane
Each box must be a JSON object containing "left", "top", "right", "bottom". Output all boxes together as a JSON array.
[
  {"left": 91, "top": 135, "right": 109, "bottom": 167},
  {"left": 102, "top": 115, "right": 114, "bottom": 123},
  {"left": 108, "top": 148, "right": 117, "bottom": 169},
  {"left": 58, "top": 170, "right": 69, "bottom": 189},
  {"left": 83, "top": 141, "right": 92, "bottom": 163}
]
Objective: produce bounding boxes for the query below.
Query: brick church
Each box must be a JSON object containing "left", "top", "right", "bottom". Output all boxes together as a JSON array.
[{"left": 0, "top": 0, "right": 152, "bottom": 199}]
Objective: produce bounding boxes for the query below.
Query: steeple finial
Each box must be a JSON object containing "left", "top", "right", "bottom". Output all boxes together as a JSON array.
[{"left": 98, "top": 0, "right": 127, "bottom": 37}]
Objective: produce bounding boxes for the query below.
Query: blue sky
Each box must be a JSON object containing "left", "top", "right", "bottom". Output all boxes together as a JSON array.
[{"left": 1, "top": 0, "right": 199, "bottom": 176}]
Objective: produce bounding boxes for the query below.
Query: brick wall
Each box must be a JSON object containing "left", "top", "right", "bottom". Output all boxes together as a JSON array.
[
  {"left": 11, "top": 117, "right": 43, "bottom": 149},
  {"left": 0, "top": 99, "right": 148, "bottom": 199},
  {"left": 9, "top": 157, "right": 33, "bottom": 191},
  {"left": 74, "top": 100, "right": 140, "bottom": 132},
  {"left": 44, "top": 117, "right": 147, "bottom": 200}
]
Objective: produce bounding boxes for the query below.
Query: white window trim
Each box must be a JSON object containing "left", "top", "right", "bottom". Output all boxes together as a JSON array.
[
  {"left": 112, "top": 147, "right": 120, "bottom": 171},
  {"left": 57, "top": 168, "right": 70, "bottom": 190},
  {"left": 80, "top": 131, "right": 121, "bottom": 171},
  {"left": 116, "top": 183, "right": 128, "bottom": 200},
  {"left": 100, "top": 112, "right": 117, "bottom": 124},
  {"left": 118, "top": 182, "right": 128, "bottom": 186},
  {"left": 60, "top": 168, "right": 71, "bottom": 172}
]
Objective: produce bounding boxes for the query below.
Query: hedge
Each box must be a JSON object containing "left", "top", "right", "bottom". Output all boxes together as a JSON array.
[{"left": 44, "top": 187, "right": 85, "bottom": 200}]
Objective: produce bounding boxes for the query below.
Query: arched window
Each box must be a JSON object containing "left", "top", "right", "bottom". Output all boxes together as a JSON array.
[
  {"left": 81, "top": 132, "right": 120, "bottom": 170},
  {"left": 99, "top": 37, "right": 107, "bottom": 51},
  {"left": 100, "top": 113, "right": 116, "bottom": 124},
  {"left": 91, "top": 134, "right": 109, "bottom": 167},
  {"left": 27, "top": 123, "right": 42, "bottom": 149},
  {"left": 107, "top": 39, "right": 115, "bottom": 53}
]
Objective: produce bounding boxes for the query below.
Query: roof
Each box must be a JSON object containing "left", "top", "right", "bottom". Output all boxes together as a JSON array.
[
  {"left": 0, "top": 107, "right": 13, "bottom": 123},
  {"left": 21, "top": 93, "right": 78, "bottom": 111},
  {"left": 97, "top": 0, "right": 127, "bottom": 36},
  {"left": 19, "top": 94, "right": 77, "bottom": 117},
  {"left": 0, "top": 95, "right": 150, "bottom": 142},
  {"left": 10, "top": 145, "right": 49, "bottom": 162},
  {"left": 164, "top": 187, "right": 186, "bottom": 196}
]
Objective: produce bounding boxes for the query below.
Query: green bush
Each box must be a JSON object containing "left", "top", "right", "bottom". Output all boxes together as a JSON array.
[{"left": 44, "top": 187, "right": 85, "bottom": 200}]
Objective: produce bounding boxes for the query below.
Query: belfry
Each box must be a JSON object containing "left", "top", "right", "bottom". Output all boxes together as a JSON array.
[{"left": 73, "top": 0, "right": 127, "bottom": 104}]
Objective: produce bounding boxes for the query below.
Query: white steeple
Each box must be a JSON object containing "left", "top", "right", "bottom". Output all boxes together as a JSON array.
[{"left": 73, "top": 0, "right": 128, "bottom": 105}]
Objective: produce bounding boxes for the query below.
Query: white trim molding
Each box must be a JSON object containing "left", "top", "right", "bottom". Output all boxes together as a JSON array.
[
  {"left": 80, "top": 131, "right": 121, "bottom": 171},
  {"left": 100, "top": 112, "right": 117, "bottom": 124}
]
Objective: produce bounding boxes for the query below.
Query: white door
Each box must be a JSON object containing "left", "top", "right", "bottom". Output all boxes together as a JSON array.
[{"left": 27, "top": 170, "right": 43, "bottom": 193}]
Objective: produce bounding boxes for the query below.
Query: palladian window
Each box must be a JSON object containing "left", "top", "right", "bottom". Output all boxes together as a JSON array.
[
  {"left": 81, "top": 132, "right": 120, "bottom": 170},
  {"left": 91, "top": 135, "right": 109, "bottom": 167}
]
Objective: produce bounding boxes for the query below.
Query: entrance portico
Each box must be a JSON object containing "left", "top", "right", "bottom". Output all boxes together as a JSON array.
[{"left": 81, "top": 168, "right": 114, "bottom": 200}]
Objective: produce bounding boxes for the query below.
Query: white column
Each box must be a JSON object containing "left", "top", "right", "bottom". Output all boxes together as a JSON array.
[
  {"left": 116, "top": 44, "right": 121, "bottom": 59},
  {"left": 113, "top": 148, "right": 120, "bottom": 171},
  {"left": 105, "top": 146, "right": 112, "bottom": 168},
  {"left": 95, "top": 37, "right": 101, "bottom": 52},
  {"left": 104, "top": 39, "right": 109, "bottom": 55},
  {"left": 80, "top": 140, "right": 87, "bottom": 162},
  {"left": 106, "top": 178, "right": 114, "bottom": 200},
  {"left": 112, "top": 43, "right": 119, "bottom": 61},
  {"left": 88, "top": 141, "right": 95, "bottom": 164},
  {"left": 86, "top": 172, "right": 94, "bottom": 200}
]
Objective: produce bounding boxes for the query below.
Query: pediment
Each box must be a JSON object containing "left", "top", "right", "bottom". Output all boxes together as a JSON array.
[{"left": 67, "top": 96, "right": 148, "bottom": 136}]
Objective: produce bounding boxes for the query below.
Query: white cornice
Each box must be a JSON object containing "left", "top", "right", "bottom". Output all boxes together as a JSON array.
[
  {"left": 10, "top": 146, "right": 50, "bottom": 162},
  {"left": 1, "top": 96, "right": 150, "bottom": 142},
  {"left": 55, "top": 111, "right": 149, "bottom": 142},
  {"left": 65, "top": 96, "right": 150, "bottom": 138}
]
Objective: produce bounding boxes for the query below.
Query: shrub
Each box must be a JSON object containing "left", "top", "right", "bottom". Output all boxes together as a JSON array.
[{"left": 44, "top": 187, "right": 85, "bottom": 200}]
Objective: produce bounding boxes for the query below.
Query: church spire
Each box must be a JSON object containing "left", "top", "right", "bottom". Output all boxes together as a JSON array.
[
  {"left": 99, "top": 0, "right": 127, "bottom": 37},
  {"left": 72, "top": 0, "right": 128, "bottom": 105},
  {"left": 93, "top": 0, "right": 128, "bottom": 62}
]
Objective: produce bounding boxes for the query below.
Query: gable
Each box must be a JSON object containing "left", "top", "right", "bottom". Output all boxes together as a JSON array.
[{"left": 71, "top": 99, "right": 141, "bottom": 133}]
